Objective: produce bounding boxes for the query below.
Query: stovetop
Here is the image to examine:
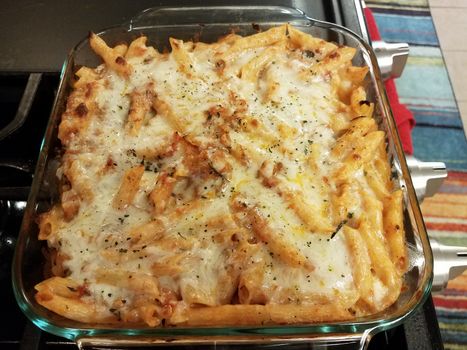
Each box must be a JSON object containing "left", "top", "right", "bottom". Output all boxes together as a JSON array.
[{"left": 0, "top": 1, "right": 443, "bottom": 349}]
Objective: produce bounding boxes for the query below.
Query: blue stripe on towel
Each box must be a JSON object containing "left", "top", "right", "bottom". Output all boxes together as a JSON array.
[
  {"left": 409, "top": 107, "right": 464, "bottom": 128},
  {"left": 374, "top": 13, "right": 439, "bottom": 46},
  {"left": 434, "top": 329, "right": 467, "bottom": 345},
  {"left": 413, "top": 127, "right": 467, "bottom": 170},
  {"left": 396, "top": 60, "right": 457, "bottom": 111},
  {"left": 437, "top": 309, "right": 467, "bottom": 319}
]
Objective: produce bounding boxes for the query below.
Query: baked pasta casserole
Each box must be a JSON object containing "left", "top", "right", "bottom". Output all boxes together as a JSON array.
[{"left": 35, "top": 25, "right": 407, "bottom": 326}]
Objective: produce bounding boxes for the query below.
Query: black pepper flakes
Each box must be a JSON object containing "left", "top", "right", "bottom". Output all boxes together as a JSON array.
[{"left": 330, "top": 220, "right": 348, "bottom": 239}]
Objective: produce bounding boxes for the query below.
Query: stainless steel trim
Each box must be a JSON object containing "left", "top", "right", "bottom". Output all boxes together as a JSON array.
[
  {"left": 372, "top": 41, "right": 409, "bottom": 81},
  {"left": 405, "top": 156, "right": 447, "bottom": 202},
  {"left": 355, "top": 0, "right": 370, "bottom": 43},
  {"left": 431, "top": 238, "right": 467, "bottom": 292},
  {"left": 358, "top": 0, "right": 466, "bottom": 296}
]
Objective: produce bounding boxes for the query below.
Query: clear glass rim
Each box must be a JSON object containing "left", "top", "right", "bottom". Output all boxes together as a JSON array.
[{"left": 11, "top": 5, "right": 433, "bottom": 343}]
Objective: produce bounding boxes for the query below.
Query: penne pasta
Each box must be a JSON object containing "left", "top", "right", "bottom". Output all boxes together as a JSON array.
[
  {"left": 126, "top": 86, "right": 154, "bottom": 135},
  {"left": 223, "top": 25, "right": 287, "bottom": 60},
  {"left": 231, "top": 198, "right": 314, "bottom": 271},
  {"left": 383, "top": 190, "right": 407, "bottom": 275},
  {"left": 61, "top": 188, "right": 80, "bottom": 220},
  {"left": 128, "top": 219, "right": 165, "bottom": 246},
  {"left": 38, "top": 206, "right": 64, "bottom": 240},
  {"left": 359, "top": 220, "right": 399, "bottom": 290},
  {"left": 364, "top": 161, "right": 391, "bottom": 201},
  {"left": 343, "top": 226, "right": 376, "bottom": 310},
  {"left": 287, "top": 24, "right": 337, "bottom": 57},
  {"left": 125, "top": 36, "right": 159, "bottom": 60},
  {"left": 335, "top": 130, "right": 385, "bottom": 182},
  {"left": 240, "top": 45, "right": 283, "bottom": 83},
  {"left": 95, "top": 269, "right": 160, "bottom": 299},
  {"left": 113, "top": 165, "right": 145, "bottom": 210},
  {"left": 35, "top": 277, "right": 116, "bottom": 323},
  {"left": 170, "top": 303, "right": 353, "bottom": 326},
  {"left": 331, "top": 117, "right": 378, "bottom": 158},
  {"left": 89, "top": 32, "right": 131, "bottom": 77},
  {"left": 36, "top": 25, "right": 406, "bottom": 327},
  {"left": 350, "top": 86, "right": 374, "bottom": 118},
  {"left": 74, "top": 66, "right": 100, "bottom": 88}
]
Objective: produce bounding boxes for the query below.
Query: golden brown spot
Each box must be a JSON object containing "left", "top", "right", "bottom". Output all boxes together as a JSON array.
[
  {"left": 75, "top": 103, "right": 88, "bottom": 117},
  {"left": 115, "top": 56, "right": 126, "bottom": 65},
  {"left": 61, "top": 189, "right": 80, "bottom": 221},
  {"left": 220, "top": 133, "right": 231, "bottom": 147},
  {"left": 103, "top": 156, "right": 116, "bottom": 173},
  {"left": 85, "top": 83, "right": 93, "bottom": 98},
  {"left": 215, "top": 59, "right": 226, "bottom": 74},
  {"left": 36, "top": 293, "right": 53, "bottom": 302},
  {"left": 273, "top": 162, "right": 284, "bottom": 175}
]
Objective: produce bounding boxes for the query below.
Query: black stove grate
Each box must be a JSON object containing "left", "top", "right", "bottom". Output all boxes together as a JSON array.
[{"left": 0, "top": 74, "right": 59, "bottom": 201}]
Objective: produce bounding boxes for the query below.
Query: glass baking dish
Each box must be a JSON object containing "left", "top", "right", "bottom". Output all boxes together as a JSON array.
[{"left": 12, "top": 6, "right": 433, "bottom": 349}]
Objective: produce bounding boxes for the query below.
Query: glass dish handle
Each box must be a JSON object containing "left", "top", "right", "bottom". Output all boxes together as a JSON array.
[
  {"left": 76, "top": 332, "right": 374, "bottom": 350},
  {"left": 129, "top": 5, "right": 311, "bottom": 28}
]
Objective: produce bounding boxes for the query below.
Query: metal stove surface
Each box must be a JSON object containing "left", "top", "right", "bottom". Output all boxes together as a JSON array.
[{"left": 0, "top": 1, "right": 443, "bottom": 349}]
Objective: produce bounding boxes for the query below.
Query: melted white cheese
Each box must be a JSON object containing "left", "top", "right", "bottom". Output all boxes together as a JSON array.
[{"left": 50, "top": 33, "right": 393, "bottom": 320}]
